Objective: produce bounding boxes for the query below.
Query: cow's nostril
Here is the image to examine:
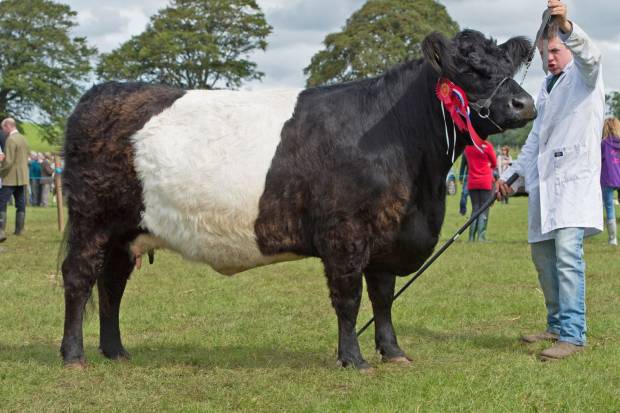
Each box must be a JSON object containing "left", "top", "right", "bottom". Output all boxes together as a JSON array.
[{"left": 511, "top": 97, "right": 526, "bottom": 111}]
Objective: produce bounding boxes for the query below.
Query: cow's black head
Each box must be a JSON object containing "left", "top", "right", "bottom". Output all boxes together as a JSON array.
[{"left": 422, "top": 30, "right": 536, "bottom": 136}]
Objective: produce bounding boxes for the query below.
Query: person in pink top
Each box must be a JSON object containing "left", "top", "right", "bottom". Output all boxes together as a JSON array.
[{"left": 464, "top": 142, "right": 497, "bottom": 241}]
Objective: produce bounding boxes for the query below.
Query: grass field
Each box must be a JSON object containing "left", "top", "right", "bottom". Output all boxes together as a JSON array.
[{"left": 1, "top": 194, "right": 619, "bottom": 412}]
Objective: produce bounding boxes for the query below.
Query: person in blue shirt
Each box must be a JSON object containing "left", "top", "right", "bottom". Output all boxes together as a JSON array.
[{"left": 29, "top": 152, "right": 41, "bottom": 206}]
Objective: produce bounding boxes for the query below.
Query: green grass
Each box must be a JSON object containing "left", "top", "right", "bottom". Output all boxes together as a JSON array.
[
  {"left": 1, "top": 196, "right": 619, "bottom": 412},
  {"left": 20, "top": 123, "right": 61, "bottom": 153}
]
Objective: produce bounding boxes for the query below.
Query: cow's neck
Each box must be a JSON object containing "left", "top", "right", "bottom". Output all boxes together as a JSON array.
[{"left": 382, "top": 62, "right": 468, "bottom": 185}]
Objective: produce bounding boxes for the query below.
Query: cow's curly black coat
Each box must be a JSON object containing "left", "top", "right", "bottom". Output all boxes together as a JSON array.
[
  {"left": 60, "top": 30, "right": 534, "bottom": 369},
  {"left": 61, "top": 83, "right": 185, "bottom": 363}
]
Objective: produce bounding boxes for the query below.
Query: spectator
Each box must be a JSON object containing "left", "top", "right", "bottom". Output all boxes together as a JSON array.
[
  {"left": 465, "top": 142, "right": 497, "bottom": 242},
  {"left": 28, "top": 152, "right": 41, "bottom": 206},
  {"left": 0, "top": 144, "right": 3, "bottom": 188},
  {"left": 458, "top": 156, "right": 469, "bottom": 216},
  {"left": 0, "top": 128, "right": 6, "bottom": 152},
  {"left": 496, "top": 146, "right": 513, "bottom": 204},
  {"left": 0, "top": 130, "right": 5, "bottom": 188},
  {"left": 0, "top": 118, "right": 30, "bottom": 242},
  {"left": 39, "top": 153, "right": 54, "bottom": 207},
  {"left": 601, "top": 117, "right": 620, "bottom": 246}
]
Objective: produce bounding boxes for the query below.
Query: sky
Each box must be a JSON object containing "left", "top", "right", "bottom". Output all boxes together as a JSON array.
[{"left": 67, "top": 0, "right": 619, "bottom": 98}]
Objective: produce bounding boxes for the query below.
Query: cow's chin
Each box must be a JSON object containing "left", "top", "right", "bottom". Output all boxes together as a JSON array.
[{"left": 501, "top": 117, "right": 531, "bottom": 130}]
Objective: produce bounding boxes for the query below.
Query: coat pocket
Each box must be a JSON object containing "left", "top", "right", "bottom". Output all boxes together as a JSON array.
[{"left": 550, "top": 143, "right": 590, "bottom": 194}]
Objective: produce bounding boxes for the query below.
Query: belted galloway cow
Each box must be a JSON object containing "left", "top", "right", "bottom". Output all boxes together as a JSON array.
[{"left": 60, "top": 29, "right": 536, "bottom": 370}]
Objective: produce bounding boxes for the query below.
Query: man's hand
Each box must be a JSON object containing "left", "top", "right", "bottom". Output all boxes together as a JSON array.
[
  {"left": 0, "top": 153, "right": 5, "bottom": 162},
  {"left": 548, "top": 0, "right": 572, "bottom": 34},
  {"left": 495, "top": 179, "right": 514, "bottom": 201}
]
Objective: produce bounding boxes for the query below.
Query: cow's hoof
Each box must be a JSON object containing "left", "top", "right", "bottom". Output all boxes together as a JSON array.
[
  {"left": 382, "top": 355, "right": 413, "bottom": 366},
  {"left": 359, "top": 365, "right": 376, "bottom": 375},
  {"left": 99, "top": 346, "right": 131, "bottom": 361},
  {"left": 336, "top": 358, "right": 373, "bottom": 372},
  {"left": 64, "top": 359, "right": 87, "bottom": 369},
  {"left": 109, "top": 352, "right": 131, "bottom": 362}
]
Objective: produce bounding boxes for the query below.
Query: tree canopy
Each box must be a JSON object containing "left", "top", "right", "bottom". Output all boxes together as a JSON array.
[
  {"left": 491, "top": 122, "right": 533, "bottom": 147},
  {"left": 0, "top": 0, "right": 97, "bottom": 144},
  {"left": 97, "top": 0, "right": 272, "bottom": 90},
  {"left": 606, "top": 91, "right": 620, "bottom": 119},
  {"left": 304, "top": 0, "right": 459, "bottom": 87}
]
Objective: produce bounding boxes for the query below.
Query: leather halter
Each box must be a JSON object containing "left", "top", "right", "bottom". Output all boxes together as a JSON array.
[{"left": 469, "top": 77, "right": 511, "bottom": 133}]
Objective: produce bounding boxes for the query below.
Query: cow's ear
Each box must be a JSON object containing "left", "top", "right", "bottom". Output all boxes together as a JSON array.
[
  {"left": 500, "top": 36, "right": 532, "bottom": 72},
  {"left": 422, "top": 31, "right": 456, "bottom": 76}
]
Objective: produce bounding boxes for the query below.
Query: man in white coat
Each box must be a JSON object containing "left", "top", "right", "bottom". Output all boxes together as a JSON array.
[{"left": 497, "top": 0, "right": 605, "bottom": 360}]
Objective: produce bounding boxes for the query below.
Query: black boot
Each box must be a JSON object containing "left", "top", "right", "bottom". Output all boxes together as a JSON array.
[
  {"left": 15, "top": 211, "right": 25, "bottom": 235},
  {"left": 0, "top": 211, "right": 7, "bottom": 242}
]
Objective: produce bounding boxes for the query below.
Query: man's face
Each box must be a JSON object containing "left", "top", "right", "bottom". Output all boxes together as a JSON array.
[
  {"left": 1, "top": 124, "right": 8, "bottom": 135},
  {"left": 540, "top": 36, "right": 573, "bottom": 75}
]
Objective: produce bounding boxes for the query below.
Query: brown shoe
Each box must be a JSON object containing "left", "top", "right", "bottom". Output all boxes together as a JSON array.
[
  {"left": 521, "top": 331, "right": 559, "bottom": 344},
  {"left": 539, "top": 341, "right": 583, "bottom": 361}
]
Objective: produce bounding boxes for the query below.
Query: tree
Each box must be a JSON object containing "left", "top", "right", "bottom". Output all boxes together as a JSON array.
[
  {"left": 97, "top": 0, "right": 272, "bottom": 90},
  {"left": 492, "top": 121, "right": 533, "bottom": 147},
  {"left": 606, "top": 91, "right": 620, "bottom": 119},
  {"left": 304, "top": 0, "right": 459, "bottom": 87},
  {"left": 0, "top": 0, "right": 97, "bottom": 144}
]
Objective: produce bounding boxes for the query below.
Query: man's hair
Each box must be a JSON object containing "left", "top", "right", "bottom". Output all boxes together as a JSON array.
[
  {"left": 1, "top": 118, "right": 16, "bottom": 129},
  {"left": 603, "top": 117, "right": 620, "bottom": 139}
]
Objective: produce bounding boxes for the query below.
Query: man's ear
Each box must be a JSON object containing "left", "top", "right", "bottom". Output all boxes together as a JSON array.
[
  {"left": 422, "top": 31, "right": 456, "bottom": 77},
  {"left": 500, "top": 36, "right": 533, "bottom": 72}
]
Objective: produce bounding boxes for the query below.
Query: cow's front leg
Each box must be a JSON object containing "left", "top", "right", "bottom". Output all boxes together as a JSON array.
[
  {"left": 326, "top": 269, "right": 370, "bottom": 370},
  {"left": 318, "top": 217, "right": 371, "bottom": 370},
  {"left": 364, "top": 271, "right": 412, "bottom": 365}
]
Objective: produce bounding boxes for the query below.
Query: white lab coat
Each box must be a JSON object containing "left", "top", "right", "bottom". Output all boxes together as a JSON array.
[{"left": 501, "top": 23, "right": 605, "bottom": 243}]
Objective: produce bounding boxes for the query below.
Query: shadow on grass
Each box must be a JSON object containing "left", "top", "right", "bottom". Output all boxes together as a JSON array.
[
  {"left": 0, "top": 325, "right": 541, "bottom": 369},
  {"left": 397, "top": 324, "right": 535, "bottom": 355},
  {"left": 0, "top": 342, "right": 61, "bottom": 365},
  {"left": 0, "top": 341, "right": 334, "bottom": 370}
]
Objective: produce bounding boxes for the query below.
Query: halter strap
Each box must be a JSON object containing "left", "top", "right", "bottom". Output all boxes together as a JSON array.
[{"left": 469, "top": 76, "right": 510, "bottom": 132}]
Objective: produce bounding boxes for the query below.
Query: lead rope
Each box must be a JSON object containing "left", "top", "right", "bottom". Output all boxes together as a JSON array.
[{"left": 521, "top": 8, "right": 553, "bottom": 85}]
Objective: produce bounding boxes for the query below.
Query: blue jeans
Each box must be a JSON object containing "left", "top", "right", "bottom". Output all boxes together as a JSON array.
[
  {"left": 602, "top": 186, "right": 616, "bottom": 221},
  {"left": 530, "top": 227, "right": 586, "bottom": 346},
  {"left": 459, "top": 176, "right": 469, "bottom": 214}
]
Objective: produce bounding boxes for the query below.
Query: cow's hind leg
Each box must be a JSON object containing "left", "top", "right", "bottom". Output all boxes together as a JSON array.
[
  {"left": 98, "top": 238, "right": 134, "bottom": 360},
  {"left": 364, "top": 271, "right": 411, "bottom": 365},
  {"left": 61, "top": 227, "right": 109, "bottom": 367}
]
